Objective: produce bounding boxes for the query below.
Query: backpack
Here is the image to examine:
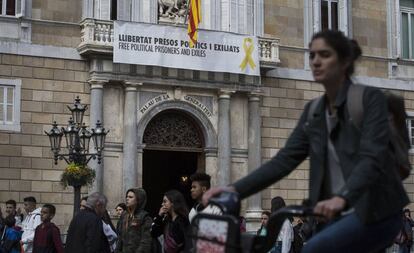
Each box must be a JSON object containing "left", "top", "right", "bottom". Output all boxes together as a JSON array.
[
  {"left": 290, "top": 224, "right": 304, "bottom": 253},
  {"left": 307, "top": 84, "right": 411, "bottom": 180}
]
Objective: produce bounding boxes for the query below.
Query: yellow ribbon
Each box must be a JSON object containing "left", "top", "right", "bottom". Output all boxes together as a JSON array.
[{"left": 239, "top": 38, "right": 256, "bottom": 71}]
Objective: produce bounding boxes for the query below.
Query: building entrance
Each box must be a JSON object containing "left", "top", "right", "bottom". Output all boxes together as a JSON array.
[{"left": 142, "top": 110, "right": 205, "bottom": 216}]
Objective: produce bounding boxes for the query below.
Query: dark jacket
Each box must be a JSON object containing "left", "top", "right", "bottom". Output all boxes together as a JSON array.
[
  {"left": 65, "top": 207, "right": 110, "bottom": 253},
  {"left": 151, "top": 215, "right": 189, "bottom": 253},
  {"left": 115, "top": 188, "right": 152, "bottom": 253},
  {"left": 233, "top": 81, "right": 409, "bottom": 224},
  {"left": 33, "top": 222, "right": 64, "bottom": 253}
]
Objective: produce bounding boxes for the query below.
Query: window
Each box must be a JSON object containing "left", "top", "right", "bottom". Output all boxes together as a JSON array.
[
  {"left": 401, "top": 0, "right": 414, "bottom": 59},
  {"left": 0, "top": 79, "right": 21, "bottom": 132},
  {"left": 321, "top": 0, "right": 339, "bottom": 31},
  {"left": 0, "top": 0, "right": 24, "bottom": 17},
  {"left": 111, "top": 0, "right": 117, "bottom": 20},
  {"left": 408, "top": 117, "right": 414, "bottom": 148}
]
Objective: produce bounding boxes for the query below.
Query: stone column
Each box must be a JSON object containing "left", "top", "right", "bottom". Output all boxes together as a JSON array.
[
  {"left": 89, "top": 80, "right": 106, "bottom": 193},
  {"left": 217, "top": 90, "right": 233, "bottom": 186},
  {"left": 245, "top": 93, "right": 263, "bottom": 232},
  {"left": 122, "top": 82, "right": 140, "bottom": 193}
]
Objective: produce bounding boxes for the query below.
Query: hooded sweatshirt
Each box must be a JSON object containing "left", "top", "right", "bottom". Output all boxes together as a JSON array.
[{"left": 115, "top": 188, "right": 152, "bottom": 253}]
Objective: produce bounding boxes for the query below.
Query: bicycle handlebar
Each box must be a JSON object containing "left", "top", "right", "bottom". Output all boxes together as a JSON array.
[{"left": 204, "top": 192, "right": 324, "bottom": 253}]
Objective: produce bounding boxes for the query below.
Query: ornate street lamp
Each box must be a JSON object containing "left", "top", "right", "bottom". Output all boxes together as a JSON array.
[{"left": 45, "top": 96, "right": 109, "bottom": 217}]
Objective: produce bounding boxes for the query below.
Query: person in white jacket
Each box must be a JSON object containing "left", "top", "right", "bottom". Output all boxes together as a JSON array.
[{"left": 21, "top": 196, "right": 42, "bottom": 253}]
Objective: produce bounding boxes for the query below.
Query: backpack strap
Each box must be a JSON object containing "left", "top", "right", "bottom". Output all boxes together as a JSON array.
[{"left": 346, "top": 84, "right": 365, "bottom": 130}]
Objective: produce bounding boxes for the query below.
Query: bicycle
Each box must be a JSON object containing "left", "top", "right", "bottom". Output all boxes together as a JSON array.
[{"left": 188, "top": 191, "right": 322, "bottom": 253}]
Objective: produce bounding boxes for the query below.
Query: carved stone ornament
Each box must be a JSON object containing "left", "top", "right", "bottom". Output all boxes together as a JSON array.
[
  {"left": 143, "top": 111, "right": 203, "bottom": 148},
  {"left": 158, "top": 0, "right": 188, "bottom": 24}
]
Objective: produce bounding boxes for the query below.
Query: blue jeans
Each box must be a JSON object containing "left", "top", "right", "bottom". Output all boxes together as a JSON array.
[{"left": 302, "top": 212, "right": 402, "bottom": 253}]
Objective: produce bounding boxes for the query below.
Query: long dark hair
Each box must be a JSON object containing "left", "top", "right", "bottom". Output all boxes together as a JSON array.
[
  {"left": 165, "top": 190, "right": 189, "bottom": 219},
  {"left": 270, "top": 196, "right": 286, "bottom": 213},
  {"left": 310, "top": 30, "right": 362, "bottom": 77}
]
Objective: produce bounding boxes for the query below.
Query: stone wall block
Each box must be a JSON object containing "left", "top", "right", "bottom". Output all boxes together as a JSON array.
[
  {"left": 0, "top": 156, "right": 10, "bottom": 167},
  {"left": 0, "top": 65, "right": 12, "bottom": 76},
  {"left": 64, "top": 60, "right": 86, "bottom": 71},
  {"left": 10, "top": 157, "right": 31, "bottom": 168},
  {"left": 21, "top": 101, "right": 42, "bottom": 112},
  {"left": 31, "top": 135, "right": 50, "bottom": 147},
  {"left": 53, "top": 69, "right": 75, "bottom": 81},
  {"left": 0, "top": 133, "right": 10, "bottom": 144},
  {"left": 43, "top": 80, "right": 64, "bottom": 91},
  {"left": 33, "top": 90, "right": 53, "bottom": 102},
  {"left": 32, "top": 181, "right": 53, "bottom": 192},
  {"left": 53, "top": 92, "right": 75, "bottom": 103},
  {"left": 41, "top": 192, "right": 62, "bottom": 203},
  {"left": 42, "top": 170, "right": 62, "bottom": 181},
  {"left": 22, "top": 78, "right": 42, "bottom": 90},
  {"left": 10, "top": 180, "right": 31, "bottom": 191},
  {"left": 21, "top": 89, "right": 33, "bottom": 100},
  {"left": 43, "top": 102, "right": 63, "bottom": 113},
  {"left": 33, "top": 68, "right": 54, "bottom": 79},
  {"left": 21, "top": 146, "right": 43, "bottom": 158},
  {"left": 0, "top": 145, "right": 21, "bottom": 156},
  {"left": 21, "top": 169, "right": 42, "bottom": 180},
  {"left": 21, "top": 112, "right": 32, "bottom": 123},
  {"left": 22, "top": 56, "right": 44, "bottom": 67},
  {"left": 0, "top": 180, "right": 10, "bottom": 191},
  {"left": 31, "top": 113, "right": 52, "bottom": 124},
  {"left": 10, "top": 134, "right": 31, "bottom": 145},
  {"left": 31, "top": 158, "right": 53, "bottom": 170},
  {"left": 21, "top": 123, "right": 43, "bottom": 135},
  {"left": 2, "top": 55, "right": 23, "bottom": 65},
  {"left": 63, "top": 81, "right": 84, "bottom": 93},
  {"left": 12, "top": 66, "right": 33, "bottom": 78},
  {"left": 0, "top": 168, "right": 20, "bottom": 179},
  {"left": 44, "top": 59, "right": 65, "bottom": 69}
]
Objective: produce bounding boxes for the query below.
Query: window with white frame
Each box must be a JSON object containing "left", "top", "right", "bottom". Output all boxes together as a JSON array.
[
  {"left": 400, "top": 0, "right": 414, "bottom": 59},
  {"left": 321, "top": 0, "right": 339, "bottom": 31},
  {"left": 0, "top": 0, "right": 25, "bottom": 17},
  {"left": 0, "top": 79, "right": 21, "bottom": 132},
  {"left": 407, "top": 117, "right": 414, "bottom": 148}
]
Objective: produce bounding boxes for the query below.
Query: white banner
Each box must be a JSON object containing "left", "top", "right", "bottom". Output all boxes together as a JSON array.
[{"left": 113, "top": 21, "right": 260, "bottom": 76}]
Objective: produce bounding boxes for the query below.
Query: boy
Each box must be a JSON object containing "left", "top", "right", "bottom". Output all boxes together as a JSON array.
[
  {"left": 21, "top": 196, "right": 41, "bottom": 253},
  {"left": 5, "top": 199, "right": 23, "bottom": 227},
  {"left": 188, "top": 173, "right": 221, "bottom": 222},
  {"left": 1, "top": 215, "right": 23, "bottom": 253},
  {"left": 32, "top": 204, "right": 63, "bottom": 253}
]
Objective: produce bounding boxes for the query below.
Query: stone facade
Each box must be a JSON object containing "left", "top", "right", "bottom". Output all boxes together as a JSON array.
[{"left": 0, "top": 0, "right": 414, "bottom": 235}]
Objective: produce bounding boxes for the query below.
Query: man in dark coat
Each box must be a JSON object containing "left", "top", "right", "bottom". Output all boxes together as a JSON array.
[{"left": 65, "top": 192, "right": 110, "bottom": 253}]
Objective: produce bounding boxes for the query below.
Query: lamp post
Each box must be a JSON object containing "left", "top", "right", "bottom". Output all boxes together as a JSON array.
[{"left": 45, "top": 96, "right": 108, "bottom": 217}]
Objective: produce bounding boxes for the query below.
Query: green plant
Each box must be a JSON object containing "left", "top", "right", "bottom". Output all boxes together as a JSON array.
[{"left": 61, "top": 162, "right": 95, "bottom": 188}]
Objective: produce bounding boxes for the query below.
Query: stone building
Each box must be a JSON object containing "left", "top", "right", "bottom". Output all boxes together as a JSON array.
[{"left": 0, "top": 0, "right": 413, "bottom": 232}]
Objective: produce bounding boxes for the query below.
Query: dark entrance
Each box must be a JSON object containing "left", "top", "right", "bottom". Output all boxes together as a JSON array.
[
  {"left": 143, "top": 150, "right": 198, "bottom": 216},
  {"left": 142, "top": 110, "right": 205, "bottom": 216}
]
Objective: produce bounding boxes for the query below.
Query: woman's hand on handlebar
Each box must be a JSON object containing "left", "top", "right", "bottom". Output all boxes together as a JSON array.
[
  {"left": 201, "top": 185, "right": 236, "bottom": 207},
  {"left": 313, "top": 196, "right": 346, "bottom": 220}
]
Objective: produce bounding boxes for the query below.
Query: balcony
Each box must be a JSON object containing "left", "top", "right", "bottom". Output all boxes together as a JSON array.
[{"left": 78, "top": 18, "right": 280, "bottom": 67}]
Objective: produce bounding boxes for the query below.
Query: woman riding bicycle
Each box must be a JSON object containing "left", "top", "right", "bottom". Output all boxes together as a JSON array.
[{"left": 203, "top": 30, "right": 409, "bottom": 253}]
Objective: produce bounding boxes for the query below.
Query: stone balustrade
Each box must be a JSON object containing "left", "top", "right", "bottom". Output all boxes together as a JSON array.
[{"left": 78, "top": 19, "right": 280, "bottom": 66}]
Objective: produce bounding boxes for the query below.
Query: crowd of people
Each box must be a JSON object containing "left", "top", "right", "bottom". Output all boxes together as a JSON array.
[{"left": 0, "top": 186, "right": 412, "bottom": 253}]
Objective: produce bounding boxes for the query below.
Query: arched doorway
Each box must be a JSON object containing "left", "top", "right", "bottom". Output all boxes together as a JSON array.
[{"left": 142, "top": 109, "right": 205, "bottom": 216}]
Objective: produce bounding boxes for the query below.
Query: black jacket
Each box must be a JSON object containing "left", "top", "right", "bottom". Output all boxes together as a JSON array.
[
  {"left": 233, "top": 81, "right": 409, "bottom": 224},
  {"left": 64, "top": 208, "right": 110, "bottom": 253}
]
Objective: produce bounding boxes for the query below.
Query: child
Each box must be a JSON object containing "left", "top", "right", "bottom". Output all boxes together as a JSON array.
[
  {"left": 32, "top": 204, "right": 63, "bottom": 253},
  {"left": 1, "top": 215, "right": 23, "bottom": 253}
]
